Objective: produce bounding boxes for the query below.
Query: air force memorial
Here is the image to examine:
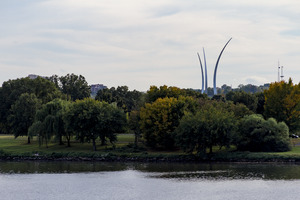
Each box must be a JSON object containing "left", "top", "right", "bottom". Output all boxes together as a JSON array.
[{"left": 197, "top": 38, "right": 232, "bottom": 95}]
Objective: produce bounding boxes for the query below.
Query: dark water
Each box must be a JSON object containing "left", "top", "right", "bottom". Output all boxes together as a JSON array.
[{"left": 1, "top": 161, "right": 300, "bottom": 200}]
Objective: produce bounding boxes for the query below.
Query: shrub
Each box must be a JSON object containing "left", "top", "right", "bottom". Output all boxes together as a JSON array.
[{"left": 236, "top": 114, "right": 291, "bottom": 152}]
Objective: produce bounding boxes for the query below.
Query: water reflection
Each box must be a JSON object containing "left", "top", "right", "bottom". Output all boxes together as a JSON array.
[
  {"left": 1, "top": 161, "right": 300, "bottom": 180},
  {"left": 148, "top": 170, "right": 265, "bottom": 180}
]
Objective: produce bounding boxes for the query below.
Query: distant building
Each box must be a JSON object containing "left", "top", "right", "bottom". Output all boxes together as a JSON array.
[
  {"left": 90, "top": 84, "right": 107, "bottom": 96},
  {"left": 27, "top": 74, "right": 47, "bottom": 79},
  {"left": 28, "top": 74, "right": 39, "bottom": 79}
]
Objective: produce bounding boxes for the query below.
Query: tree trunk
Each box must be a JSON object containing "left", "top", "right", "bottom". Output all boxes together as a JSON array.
[
  {"left": 209, "top": 145, "right": 213, "bottom": 154},
  {"left": 59, "top": 135, "right": 64, "bottom": 145},
  {"left": 100, "top": 135, "right": 106, "bottom": 146},
  {"left": 92, "top": 138, "right": 97, "bottom": 151},
  {"left": 66, "top": 136, "right": 71, "bottom": 147},
  {"left": 27, "top": 136, "right": 31, "bottom": 144},
  {"left": 134, "top": 132, "right": 138, "bottom": 147}
]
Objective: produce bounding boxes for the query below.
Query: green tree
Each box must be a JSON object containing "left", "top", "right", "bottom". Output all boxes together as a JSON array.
[
  {"left": 29, "top": 99, "right": 71, "bottom": 147},
  {"left": 226, "top": 91, "right": 258, "bottom": 112},
  {"left": 211, "top": 94, "right": 225, "bottom": 102},
  {"left": 256, "top": 92, "right": 265, "bottom": 114},
  {"left": 176, "top": 102, "right": 236, "bottom": 154},
  {"left": 96, "top": 86, "right": 144, "bottom": 113},
  {"left": 237, "top": 84, "right": 263, "bottom": 93},
  {"left": 50, "top": 73, "right": 90, "bottom": 101},
  {"left": 28, "top": 121, "right": 44, "bottom": 147},
  {"left": 220, "top": 84, "right": 233, "bottom": 95},
  {"left": 33, "top": 77, "right": 63, "bottom": 103},
  {"left": 224, "top": 101, "right": 253, "bottom": 119},
  {"left": 8, "top": 93, "right": 41, "bottom": 144},
  {"left": 236, "top": 114, "right": 291, "bottom": 152},
  {"left": 128, "top": 110, "right": 141, "bottom": 146},
  {"left": 61, "top": 101, "right": 73, "bottom": 147},
  {"left": 30, "top": 99, "right": 70, "bottom": 147},
  {"left": 100, "top": 104, "right": 127, "bottom": 146},
  {"left": 66, "top": 98, "right": 126, "bottom": 151},
  {"left": 0, "top": 77, "right": 62, "bottom": 134},
  {"left": 182, "top": 88, "right": 208, "bottom": 99}
]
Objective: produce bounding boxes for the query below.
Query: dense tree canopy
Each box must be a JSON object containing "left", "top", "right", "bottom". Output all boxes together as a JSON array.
[
  {"left": 176, "top": 101, "right": 236, "bottom": 154},
  {"left": 49, "top": 73, "right": 90, "bottom": 101},
  {"left": 128, "top": 110, "right": 141, "bottom": 146},
  {"left": 0, "top": 73, "right": 296, "bottom": 155},
  {"left": 224, "top": 101, "right": 253, "bottom": 119},
  {"left": 8, "top": 93, "right": 41, "bottom": 144},
  {"left": 0, "top": 77, "right": 61, "bottom": 134},
  {"left": 146, "top": 85, "right": 206, "bottom": 103},
  {"left": 226, "top": 91, "right": 258, "bottom": 112},
  {"left": 29, "top": 99, "right": 70, "bottom": 147},
  {"left": 217, "top": 84, "right": 269, "bottom": 95},
  {"left": 255, "top": 92, "right": 265, "bottom": 114},
  {"left": 65, "top": 98, "right": 126, "bottom": 151},
  {"left": 237, "top": 84, "right": 266, "bottom": 93},
  {"left": 96, "top": 86, "right": 144, "bottom": 113}
]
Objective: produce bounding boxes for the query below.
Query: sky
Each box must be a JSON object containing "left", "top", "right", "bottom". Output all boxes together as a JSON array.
[{"left": 1, "top": 0, "right": 300, "bottom": 91}]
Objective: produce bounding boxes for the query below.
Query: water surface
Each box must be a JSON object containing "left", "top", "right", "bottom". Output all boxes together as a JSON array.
[{"left": 1, "top": 162, "right": 300, "bottom": 200}]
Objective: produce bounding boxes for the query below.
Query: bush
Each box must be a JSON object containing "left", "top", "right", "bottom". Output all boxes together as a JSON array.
[{"left": 236, "top": 114, "right": 291, "bottom": 152}]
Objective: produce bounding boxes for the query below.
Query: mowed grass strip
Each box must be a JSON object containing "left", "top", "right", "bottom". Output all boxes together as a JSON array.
[{"left": 0, "top": 134, "right": 135, "bottom": 154}]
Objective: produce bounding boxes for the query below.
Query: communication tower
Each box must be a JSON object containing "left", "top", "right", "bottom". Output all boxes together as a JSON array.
[
  {"left": 280, "top": 66, "right": 284, "bottom": 81},
  {"left": 277, "top": 61, "right": 284, "bottom": 82}
]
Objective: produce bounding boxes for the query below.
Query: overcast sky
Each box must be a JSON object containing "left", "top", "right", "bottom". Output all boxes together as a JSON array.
[{"left": 1, "top": 0, "right": 300, "bottom": 91}]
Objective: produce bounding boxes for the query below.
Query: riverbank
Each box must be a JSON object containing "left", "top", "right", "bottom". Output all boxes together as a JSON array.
[
  {"left": 1, "top": 135, "right": 300, "bottom": 163},
  {"left": 2, "top": 150, "right": 300, "bottom": 163}
]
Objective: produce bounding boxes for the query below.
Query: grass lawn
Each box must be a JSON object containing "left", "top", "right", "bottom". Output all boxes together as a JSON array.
[
  {"left": 1, "top": 134, "right": 300, "bottom": 162},
  {"left": 274, "top": 138, "right": 300, "bottom": 155},
  {"left": 0, "top": 134, "right": 136, "bottom": 154}
]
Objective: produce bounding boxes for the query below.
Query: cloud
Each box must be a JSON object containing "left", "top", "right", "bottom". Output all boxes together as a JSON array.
[
  {"left": 281, "top": 29, "right": 300, "bottom": 36},
  {"left": 1, "top": 0, "right": 300, "bottom": 90}
]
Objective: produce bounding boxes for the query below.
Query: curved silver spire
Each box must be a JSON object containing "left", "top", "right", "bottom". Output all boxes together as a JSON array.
[
  {"left": 213, "top": 38, "right": 232, "bottom": 95},
  {"left": 203, "top": 48, "right": 208, "bottom": 94},
  {"left": 197, "top": 52, "right": 205, "bottom": 94}
]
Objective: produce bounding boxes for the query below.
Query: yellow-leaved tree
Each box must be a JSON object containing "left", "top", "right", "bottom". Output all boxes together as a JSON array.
[
  {"left": 264, "top": 78, "right": 300, "bottom": 133},
  {"left": 139, "top": 96, "right": 200, "bottom": 149}
]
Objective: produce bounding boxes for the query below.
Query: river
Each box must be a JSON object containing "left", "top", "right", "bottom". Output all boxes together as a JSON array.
[{"left": 0, "top": 161, "right": 300, "bottom": 200}]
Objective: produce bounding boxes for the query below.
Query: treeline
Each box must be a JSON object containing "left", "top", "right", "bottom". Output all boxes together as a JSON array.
[
  {"left": 0, "top": 74, "right": 299, "bottom": 153},
  {"left": 130, "top": 84, "right": 293, "bottom": 153},
  {"left": 196, "top": 83, "right": 270, "bottom": 97}
]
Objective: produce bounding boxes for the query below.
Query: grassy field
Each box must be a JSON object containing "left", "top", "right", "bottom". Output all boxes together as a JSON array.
[
  {"left": 1, "top": 134, "right": 300, "bottom": 162},
  {"left": 0, "top": 134, "right": 137, "bottom": 154}
]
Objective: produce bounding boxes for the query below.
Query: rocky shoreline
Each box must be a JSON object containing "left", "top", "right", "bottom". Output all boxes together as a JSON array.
[{"left": 1, "top": 152, "right": 300, "bottom": 163}]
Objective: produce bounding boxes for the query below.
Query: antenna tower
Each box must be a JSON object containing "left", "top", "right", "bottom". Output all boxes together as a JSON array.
[
  {"left": 280, "top": 66, "right": 284, "bottom": 81},
  {"left": 277, "top": 61, "right": 284, "bottom": 82},
  {"left": 278, "top": 61, "right": 280, "bottom": 82}
]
